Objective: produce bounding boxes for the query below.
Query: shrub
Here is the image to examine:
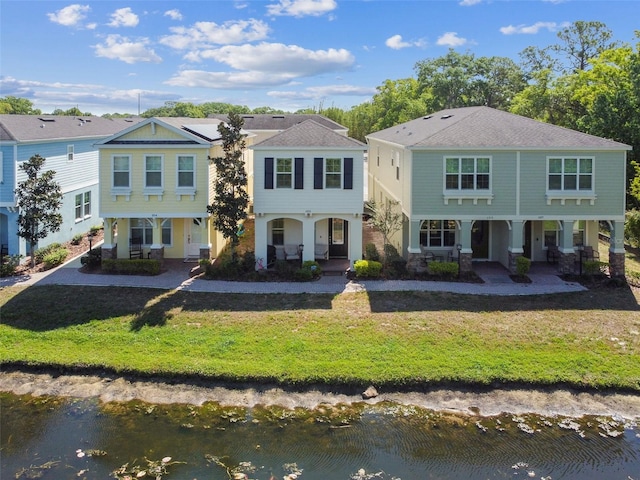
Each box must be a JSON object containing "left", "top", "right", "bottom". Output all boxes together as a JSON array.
[
  {"left": 515, "top": 256, "right": 531, "bottom": 276},
  {"left": 0, "top": 254, "right": 22, "bottom": 277},
  {"left": 80, "top": 247, "right": 102, "bottom": 268},
  {"left": 42, "top": 248, "right": 69, "bottom": 269},
  {"left": 101, "top": 258, "right": 160, "bottom": 275},
  {"left": 34, "top": 243, "right": 62, "bottom": 264},
  {"left": 383, "top": 243, "right": 401, "bottom": 260},
  {"left": 294, "top": 260, "right": 322, "bottom": 281},
  {"left": 625, "top": 210, "right": 640, "bottom": 248},
  {"left": 71, "top": 233, "right": 84, "bottom": 245},
  {"left": 582, "top": 260, "right": 607, "bottom": 276},
  {"left": 90, "top": 225, "right": 103, "bottom": 235},
  {"left": 364, "top": 243, "right": 380, "bottom": 261},
  {"left": 428, "top": 261, "right": 459, "bottom": 278},
  {"left": 354, "top": 259, "right": 382, "bottom": 278}
]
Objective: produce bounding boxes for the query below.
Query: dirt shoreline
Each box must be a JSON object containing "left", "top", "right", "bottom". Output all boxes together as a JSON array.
[{"left": 2, "top": 369, "right": 640, "bottom": 420}]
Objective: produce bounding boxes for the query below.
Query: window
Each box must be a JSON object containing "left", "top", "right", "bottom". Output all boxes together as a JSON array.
[
  {"left": 543, "top": 220, "right": 559, "bottom": 248},
  {"left": 445, "top": 157, "right": 490, "bottom": 190},
  {"left": 177, "top": 155, "right": 195, "bottom": 187},
  {"left": 573, "top": 220, "right": 585, "bottom": 246},
  {"left": 75, "top": 192, "right": 91, "bottom": 221},
  {"left": 276, "top": 158, "right": 292, "bottom": 188},
  {"left": 113, "top": 155, "right": 130, "bottom": 188},
  {"left": 272, "top": 219, "right": 284, "bottom": 245},
  {"left": 420, "top": 220, "right": 456, "bottom": 247},
  {"left": 130, "top": 218, "right": 172, "bottom": 246},
  {"left": 67, "top": 145, "right": 74, "bottom": 162},
  {"left": 145, "top": 155, "right": 163, "bottom": 188},
  {"left": 548, "top": 157, "right": 593, "bottom": 191},
  {"left": 325, "top": 158, "right": 342, "bottom": 189}
]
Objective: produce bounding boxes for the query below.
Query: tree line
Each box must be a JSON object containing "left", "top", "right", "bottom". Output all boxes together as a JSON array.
[{"left": 2, "top": 21, "right": 639, "bottom": 206}]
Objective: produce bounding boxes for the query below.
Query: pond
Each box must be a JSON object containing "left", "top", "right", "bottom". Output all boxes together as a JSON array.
[{"left": 2, "top": 390, "right": 639, "bottom": 480}]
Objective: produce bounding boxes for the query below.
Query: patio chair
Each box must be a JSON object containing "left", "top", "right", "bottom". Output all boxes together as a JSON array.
[
  {"left": 283, "top": 244, "right": 301, "bottom": 261},
  {"left": 129, "top": 237, "right": 144, "bottom": 259},
  {"left": 314, "top": 244, "right": 328, "bottom": 261}
]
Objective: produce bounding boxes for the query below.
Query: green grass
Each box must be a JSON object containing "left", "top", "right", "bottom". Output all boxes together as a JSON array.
[{"left": 1, "top": 284, "right": 639, "bottom": 392}]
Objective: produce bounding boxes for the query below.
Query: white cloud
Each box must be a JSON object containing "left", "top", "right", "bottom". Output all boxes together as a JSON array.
[
  {"left": 194, "top": 43, "right": 354, "bottom": 76},
  {"left": 164, "top": 9, "right": 183, "bottom": 21},
  {"left": 159, "top": 19, "right": 270, "bottom": 50},
  {"left": 500, "top": 21, "right": 568, "bottom": 35},
  {"left": 93, "top": 34, "right": 162, "bottom": 64},
  {"left": 108, "top": 7, "right": 139, "bottom": 28},
  {"left": 266, "top": 0, "right": 337, "bottom": 18},
  {"left": 459, "top": 0, "right": 482, "bottom": 5},
  {"left": 268, "top": 84, "right": 376, "bottom": 100},
  {"left": 167, "top": 43, "right": 354, "bottom": 90},
  {"left": 385, "top": 34, "right": 425, "bottom": 50},
  {"left": 436, "top": 32, "right": 468, "bottom": 47},
  {"left": 0, "top": 75, "right": 177, "bottom": 115},
  {"left": 47, "top": 4, "right": 90, "bottom": 27}
]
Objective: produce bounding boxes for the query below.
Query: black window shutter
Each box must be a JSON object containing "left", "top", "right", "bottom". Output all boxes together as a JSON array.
[
  {"left": 314, "top": 158, "right": 323, "bottom": 189},
  {"left": 264, "top": 157, "right": 274, "bottom": 189},
  {"left": 294, "top": 157, "right": 304, "bottom": 189},
  {"left": 344, "top": 157, "right": 353, "bottom": 190}
]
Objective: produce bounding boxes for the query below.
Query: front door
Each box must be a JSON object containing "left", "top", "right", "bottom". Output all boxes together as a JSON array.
[
  {"left": 328, "top": 218, "right": 348, "bottom": 258},
  {"left": 186, "top": 218, "right": 203, "bottom": 258},
  {"left": 471, "top": 220, "right": 489, "bottom": 259}
]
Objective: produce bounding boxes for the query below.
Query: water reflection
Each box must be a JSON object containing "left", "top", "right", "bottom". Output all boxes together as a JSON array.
[{"left": 2, "top": 393, "right": 639, "bottom": 479}]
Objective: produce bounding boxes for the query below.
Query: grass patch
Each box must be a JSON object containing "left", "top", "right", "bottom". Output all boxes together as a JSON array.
[{"left": 1, "top": 284, "right": 639, "bottom": 391}]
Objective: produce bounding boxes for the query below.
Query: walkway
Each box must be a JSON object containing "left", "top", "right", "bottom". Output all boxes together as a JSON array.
[{"left": 1, "top": 255, "right": 587, "bottom": 296}]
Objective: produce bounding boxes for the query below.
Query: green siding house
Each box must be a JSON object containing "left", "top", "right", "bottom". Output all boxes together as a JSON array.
[{"left": 365, "top": 106, "right": 631, "bottom": 276}]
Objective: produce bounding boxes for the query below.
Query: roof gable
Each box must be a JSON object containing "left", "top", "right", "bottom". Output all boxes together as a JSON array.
[
  {"left": 366, "top": 106, "right": 631, "bottom": 150},
  {"left": 0, "top": 115, "right": 143, "bottom": 142},
  {"left": 251, "top": 119, "right": 365, "bottom": 149},
  {"left": 208, "top": 113, "right": 347, "bottom": 132}
]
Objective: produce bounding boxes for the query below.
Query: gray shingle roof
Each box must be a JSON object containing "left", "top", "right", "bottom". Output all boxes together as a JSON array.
[
  {"left": 0, "top": 115, "right": 143, "bottom": 142},
  {"left": 366, "top": 106, "right": 631, "bottom": 150},
  {"left": 251, "top": 119, "right": 365, "bottom": 149},
  {"left": 208, "top": 113, "right": 347, "bottom": 132}
]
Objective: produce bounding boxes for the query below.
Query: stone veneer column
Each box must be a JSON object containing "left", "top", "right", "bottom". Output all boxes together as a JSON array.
[
  {"left": 100, "top": 245, "right": 117, "bottom": 260},
  {"left": 508, "top": 251, "right": 522, "bottom": 274},
  {"left": 609, "top": 251, "right": 626, "bottom": 277},
  {"left": 459, "top": 252, "right": 472, "bottom": 273},
  {"left": 406, "top": 252, "right": 428, "bottom": 274},
  {"left": 149, "top": 245, "right": 164, "bottom": 267},
  {"left": 559, "top": 252, "right": 576, "bottom": 274},
  {"left": 199, "top": 246, "right": 211, "bottom": 260}
]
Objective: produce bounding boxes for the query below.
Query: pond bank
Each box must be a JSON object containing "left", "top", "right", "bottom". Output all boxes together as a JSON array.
[{"left": 2, "top": 369, "right": 639, "bottom": 420}]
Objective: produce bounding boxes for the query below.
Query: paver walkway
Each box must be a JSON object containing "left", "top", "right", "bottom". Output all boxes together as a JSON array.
[{"left": 1, "top": 255, "right": 587, "bottom": 296}]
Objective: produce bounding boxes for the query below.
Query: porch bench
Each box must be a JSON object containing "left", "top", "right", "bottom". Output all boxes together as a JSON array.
[
  {"left": 283, "top": 244, "right": 301, "bottom": 261},
  {"left": 315, "top": 244, "right": 328, "bottom": 260}
]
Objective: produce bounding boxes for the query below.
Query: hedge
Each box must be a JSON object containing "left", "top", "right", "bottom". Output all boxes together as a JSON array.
[{"left": 101, "top": 258, "right": 161, "bottom": 275}]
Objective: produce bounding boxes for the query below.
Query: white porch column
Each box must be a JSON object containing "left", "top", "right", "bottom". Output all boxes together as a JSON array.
[
  {"left": 349, "top": 215, "right": 363, "bottom": 267},
  {"left": 254, "top": 215, "right": 268, "bottom": 270},
  {"left": 302, "top": 217, "right": 315, "bottom": 263}
]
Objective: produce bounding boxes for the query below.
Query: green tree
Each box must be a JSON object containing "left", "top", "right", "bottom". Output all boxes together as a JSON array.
[
  {"left": 553, "top": 20, "right": 618, "bottom": 72},
  {"left": 0, "top": 96, "right": 41, "bottom": 114},
  {"left": 207, "top": 113, "right": 250, "bottom": 260},
  {"left": 415, "top": 50, "right": 525, "bottom": 111},
  {"left": 15, "top": 154, "right": 63, "bottom": 267},
  {"left": 365, "top": 199, "right": 403, "bottom": 265}
]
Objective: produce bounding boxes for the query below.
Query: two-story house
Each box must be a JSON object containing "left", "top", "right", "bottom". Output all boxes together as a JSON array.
[
  {"left": 365, "top": 106, "right": 631, "bottom": 276},
  {"left": 0, "top": 114, "right": 142, "bottom": 258},
  {"left": 95, "top": 117, "right": 252, "bottom": 263},
  {"left": 252, "top": 119, "right": 366, "bottom": 268}
]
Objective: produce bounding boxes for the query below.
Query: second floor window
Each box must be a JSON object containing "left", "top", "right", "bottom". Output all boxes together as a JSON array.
[
  {"left": 177, "top": 156, "right": 195, "bottom": 187},
  {"left": 113, "top": 156, "right": 130, "bottom": 188},
  {"left": 276, "top": 158, "right": 292, "bottom": 188},
  {"left": 325, "top": 158, "right": 342, "bottom": 188},
  {"left": 445, "top": 157, "right": 490, "bottom": 190},
  {"left": 145, "top": 155, "right": 163, "bottom": 188},
  {"left": 67, "top": 145, "right": 74, "bottom": 162},
  {"left": 548, "top": 157, "right": 593, "bottom": 191}
]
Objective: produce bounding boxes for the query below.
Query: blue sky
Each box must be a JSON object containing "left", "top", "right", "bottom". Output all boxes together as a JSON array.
[{"left": 1, "top": 0, "right": 638, "bottom": 115}]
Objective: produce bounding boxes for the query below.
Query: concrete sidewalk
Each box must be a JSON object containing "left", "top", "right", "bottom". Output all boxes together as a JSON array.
[{"left": 0, "top": 254, "right": 587, "bottom": 296}]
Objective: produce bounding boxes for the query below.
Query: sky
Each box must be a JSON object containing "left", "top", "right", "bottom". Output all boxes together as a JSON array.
[{"left": 1, "top": 0, "right": 638, "bottom": 116}]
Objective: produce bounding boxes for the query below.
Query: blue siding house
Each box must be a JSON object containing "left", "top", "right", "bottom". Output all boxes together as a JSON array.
[{"left": 0, "top": 115, "right": 142, "bottom": 259}]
